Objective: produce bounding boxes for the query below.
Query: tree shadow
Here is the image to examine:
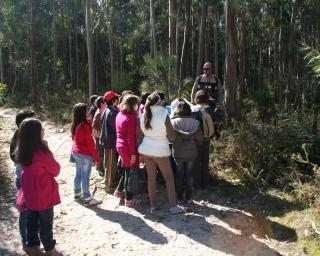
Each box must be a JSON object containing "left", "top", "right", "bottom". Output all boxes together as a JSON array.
[
  {"left": 208, "top": 178, "right": 305, "bottom": 217},
  {"left": 0, "top": 247, "right": 21, "bottom": 256},
  {"left": 88, "top": 206, "right": 168, "bottom": 245},
  {"left": 132, "top": 182, "right": 297, "bottom": 255}
]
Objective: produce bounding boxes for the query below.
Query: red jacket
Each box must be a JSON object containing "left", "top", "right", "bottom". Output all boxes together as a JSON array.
[
  {"left": 21, "top": 151, "right": 61, "bottom": 211},
  {"left": 71, "top": 122, "right": 98, "bottom": 162},
  {"left": 116, "top": 112, "right": 139, "bottom": 168}
]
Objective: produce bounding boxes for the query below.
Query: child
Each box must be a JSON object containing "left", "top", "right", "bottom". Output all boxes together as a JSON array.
[
  {"left": 70, "top": 103, "right": 102, "bottom": 206},
  {"left": 92, "top": 96, "right": 106, "bottom": 176},
  {"left": 15, "top": 118, "right": 61, "bottom": 255},
  {"left": 171, "top": 101, "right": 203, "bottom": 203},
  {"left": 114, "top": 94, "right": 140, "bottom": 206},
  {"left": 10, "top": 110, "right": 36, "bottom": 252},
  {"left": 137, "top": 91, "right": 185, "bottom": 214},
  {"left": 89, "top": 95, "right": 98, "bottom": 123},
  {"left": 100, "top": 91, "right": 120, "bottom": 192}
]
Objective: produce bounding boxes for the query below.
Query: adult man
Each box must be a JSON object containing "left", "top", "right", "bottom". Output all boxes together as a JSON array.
[{"left": 191, "top": 62, "right": 223, "bottom": 108}]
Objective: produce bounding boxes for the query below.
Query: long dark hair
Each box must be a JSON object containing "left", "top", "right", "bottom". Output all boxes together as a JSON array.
[
  {"left": 144, "top": 91, "right": 161, "bottom": 129},
  {"left": 15, "top": 118, "right": 50, "bottom": 166},
  {"left": 71, "top": 103, "right": 88, "bottom": 135}
]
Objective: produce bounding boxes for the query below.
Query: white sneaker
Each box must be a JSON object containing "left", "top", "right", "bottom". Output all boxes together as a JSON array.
[
  {"left": 169, "top": 205, "right": 185, "bottom": 214},
  {"left": 84, "top": 197, "right": 102, "bottom": 207}
]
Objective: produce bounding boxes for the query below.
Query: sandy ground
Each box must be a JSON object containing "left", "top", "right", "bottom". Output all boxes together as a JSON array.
[{"left": 0, "top": 109, "right": 300, "bottom": 256}]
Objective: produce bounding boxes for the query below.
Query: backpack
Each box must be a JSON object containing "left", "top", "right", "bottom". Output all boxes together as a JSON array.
[{"left": 195, "top": 107, "right": 214, "bottom": 139}]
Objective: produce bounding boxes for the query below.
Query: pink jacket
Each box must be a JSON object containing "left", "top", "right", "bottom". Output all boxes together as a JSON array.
[
  {"left": 21, "top": 151, "right": 61, "bottom": 211},
  {"left": 116, "top": 112, "right": 139, "bottom": 168}
]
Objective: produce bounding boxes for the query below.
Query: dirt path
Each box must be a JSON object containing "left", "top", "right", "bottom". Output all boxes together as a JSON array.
[{"left": 0, "top": 109, "right": 300, "bottom": 256}]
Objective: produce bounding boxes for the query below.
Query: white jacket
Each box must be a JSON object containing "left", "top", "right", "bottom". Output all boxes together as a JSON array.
[{"left": 138, "top": 106, "right": 171, "bottom": 157}]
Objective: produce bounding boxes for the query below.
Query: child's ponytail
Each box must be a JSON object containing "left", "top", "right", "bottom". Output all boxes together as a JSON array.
[{"left": 144, "top": 100, "right": 152, "bottom": 129}]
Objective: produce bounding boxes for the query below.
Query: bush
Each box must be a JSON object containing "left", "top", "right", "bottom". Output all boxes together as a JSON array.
[
  {"left": 0, "top": 83, "right": 10, "bottom": 106},
  {"left": 211, "top": 106, "right": 320, "bottom": 189}
]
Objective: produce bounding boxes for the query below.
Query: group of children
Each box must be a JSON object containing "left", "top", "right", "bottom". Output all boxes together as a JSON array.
[{"left": 10, "top": 88, "right": 217, "bottom": 255}]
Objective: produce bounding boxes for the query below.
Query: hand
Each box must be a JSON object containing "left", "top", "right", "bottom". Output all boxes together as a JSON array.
[{"left": 130, "top": 155, "right": 136, "bottom": 166}]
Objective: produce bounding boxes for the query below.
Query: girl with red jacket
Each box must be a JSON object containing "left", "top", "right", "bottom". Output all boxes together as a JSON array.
[
  {"left": 15, "top": 118, "right": 61, "bottom": 255},
  {"left": 114, "top": 94, "right": 140, "bottom": 206},
  {"left": 70, "top": 103, "right": 101, "bottom": 207}
]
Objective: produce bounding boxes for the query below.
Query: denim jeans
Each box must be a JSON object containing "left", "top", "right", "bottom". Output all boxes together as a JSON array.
[
  {"left": 19, "top": 209, "right": 28, "bottom": 246},
  {"left": 15, "top": 164, "right": 28, "bottom": 245},
  {"left": 71, "top": 153, "right": 93, "bottom": 199},
  {"left": 15, "top": 164, "right": 22, "bottom": 189},
  {"left": 175, "top": 161, "right": 194, "bottom": 200},
  {"left": 27, "top": 208, "right": 55, "bottom": 252}
]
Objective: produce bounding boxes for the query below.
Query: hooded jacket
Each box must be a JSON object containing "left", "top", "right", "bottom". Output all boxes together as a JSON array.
[{"left": 171, "top": 116, "right": 203, "bottom": 162}]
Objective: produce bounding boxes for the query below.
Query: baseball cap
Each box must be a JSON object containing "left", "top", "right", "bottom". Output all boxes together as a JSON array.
[{"left": 104, "top": 91, "right": 120, "bottom": 102}]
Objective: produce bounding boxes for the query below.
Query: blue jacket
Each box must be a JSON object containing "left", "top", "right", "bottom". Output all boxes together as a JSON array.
[{"left": 100, "top": 106, "right": 118, "bottom": 149}]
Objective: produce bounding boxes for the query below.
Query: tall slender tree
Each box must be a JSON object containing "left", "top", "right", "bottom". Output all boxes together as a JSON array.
[
  {"left": 224, "top": 0, "right": 238, "bottom": 122},
  {"left": 85, "top": 0, "right": 95, "bottom": 95}
]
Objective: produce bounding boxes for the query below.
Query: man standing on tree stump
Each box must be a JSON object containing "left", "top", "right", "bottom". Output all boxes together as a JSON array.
[{"left": 191, "top": 61, "right": 223, "bottom": 108}]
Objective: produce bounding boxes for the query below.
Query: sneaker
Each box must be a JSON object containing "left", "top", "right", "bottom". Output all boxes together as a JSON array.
[
  {"left": 113, "top": 190, "right": 123, "bottom": 198},
  {"left": 125, "top": 199, "right": 139, "bottom": 207},
  {"left": 83, "top": 197, "right": 102, "bottom": 207},
  {"left": 74, "top": 192, "right": 81, "bottom": 201},
  {"left": 169, "top": 205, "right": 186, "bottom": 214}
]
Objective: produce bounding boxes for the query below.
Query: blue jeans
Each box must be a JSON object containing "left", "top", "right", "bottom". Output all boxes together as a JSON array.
[
  {"left": 175, "top": 161, "right": 194, "bottom": 200},
  {"left": 27, "top": 208, "right": 55, "bottom": 252},
  {"left": 15, "top": 164, "right": 28, "bottom": 245},
  {"left": 71, "top": 153, "right": 93, "bottom": 199},
  {"left": 15, "top": 164, "right": 22, "bottom": 189}
]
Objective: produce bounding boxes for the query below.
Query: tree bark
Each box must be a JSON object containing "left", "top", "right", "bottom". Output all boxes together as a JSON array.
[
  {"left": 108, "top": 28, "right": 114, "bottom": 88},
  {"left": 196, "top": 0, "right": 208, "bottom": 76},
  {"left": 0, "top": 42, "right": 3, "bottom": 83},
  {"left": 214, "top": 6, "right": 219, "bottom": 78},
  {"left": 180, "top": 0, "right": 191, "bottom": 78},
  {"left": 30, "top": 0, "right": 37, "bottom": 105},
  {"left": 169, "top": 0, "right": 177, "bottom": 59},
  {"left": 224, "top": 0, "right": 238, "bottom": 122},
  {"left": 85, "top": 0, "right": 95, "bottom": 96},
  {"left": 150, "top": 0, "right": 157, "bottom": 61},
  {"left": 285, "top": 0, "right": 299, "bottom": 111}
]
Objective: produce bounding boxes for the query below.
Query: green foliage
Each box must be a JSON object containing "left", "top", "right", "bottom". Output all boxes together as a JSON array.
[
  {"left": 140, "top": 54, "right": 173, "bottom": 97},
  {"left": 0, "top": 83, "right": 9, "bottom": 105},
  {"left": 301, "top": 45, "right": 320, "bottom": 80},
  {"left": 212, "top": 106, "right": 320, "bottom": 189}
]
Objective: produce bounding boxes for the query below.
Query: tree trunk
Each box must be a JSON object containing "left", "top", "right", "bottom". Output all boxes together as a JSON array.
[
  {"left": 85, "top": 0, "right": 95, "bottom": 96},
  {"left": 169, "top": 0, "right": 177, "bottom": 60},
  {"left": 214, "top": 6, "right": 219, "bottom": 78},
  {"left": 196, "top": 0, "right": 208, "bottom": 76},
  {"left": 0, "top": 42, "right": 3, "bottom": 83},
  {"left": 180, "top": 0, "right": 191, "bottom": 78},
  {"left": 108, "top": 28, "right": 114, "bottom": 88},
  {"left": 238, "top": 12, "right": 246, "bottom": 120},
  {"left": 30, "top": 0, "right": 37, "bottom": 105},
  {"left": 224, "top": 0, "right": 238, "bottom": 123},
  {"left": 75, "top": 31, "right": 79, "bottom": 90},
  {"left": 150, "top": 0, "right": 157, "bottom": 61},
  {"left": 285, "top": 0, "right": 298, "bottom": 111},
  {"left": 175, "top": 1, "right": 182, "bottom": 78}
]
